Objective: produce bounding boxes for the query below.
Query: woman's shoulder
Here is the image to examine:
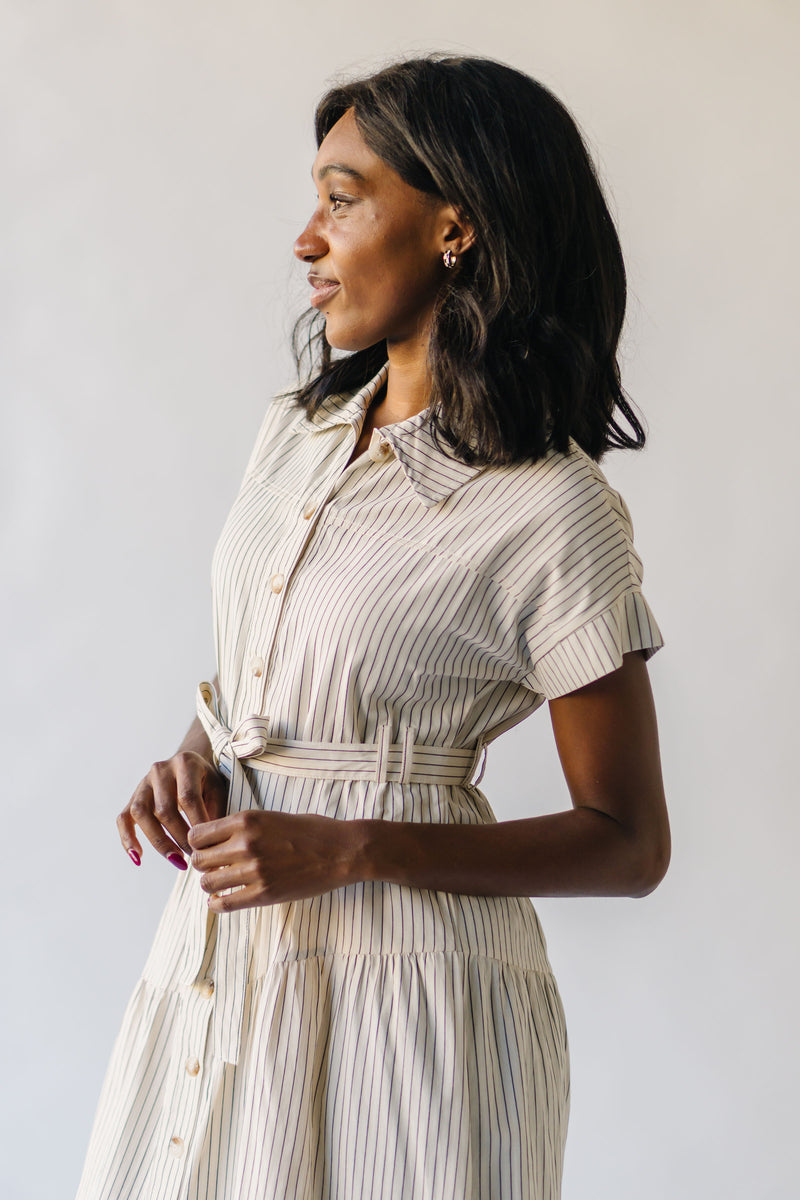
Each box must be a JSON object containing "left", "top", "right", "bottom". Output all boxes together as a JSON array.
[{"left": 476, "top": 438, "right": 632, "bottom": 534}]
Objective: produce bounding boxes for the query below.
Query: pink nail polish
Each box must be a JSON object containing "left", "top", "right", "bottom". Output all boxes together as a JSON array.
[
  {"left": 167, "top": 852, "right": 188, "bottom": 871},
  {"left": 128, "top": 849, "right": 141, "bottom": 866}
]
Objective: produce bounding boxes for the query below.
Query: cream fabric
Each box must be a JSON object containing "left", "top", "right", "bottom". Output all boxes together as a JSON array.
[{"left": 77, "top": 364, "right": 662, "bottom": 1200}]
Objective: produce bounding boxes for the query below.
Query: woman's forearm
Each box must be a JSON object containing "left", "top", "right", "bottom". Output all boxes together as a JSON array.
[
  {"left": 350, "top": 652, "right": 666, "bottom": 902},
  {"left": 177, "top": 715, "right": 214, "bottom": 762},
  {"left": 356, "top": 804, "right": 669, "bottom": 900}
]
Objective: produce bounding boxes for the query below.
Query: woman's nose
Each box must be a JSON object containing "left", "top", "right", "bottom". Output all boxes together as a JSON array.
[{"left": 293, "top": 212, "right": 327, "bottom": 263}]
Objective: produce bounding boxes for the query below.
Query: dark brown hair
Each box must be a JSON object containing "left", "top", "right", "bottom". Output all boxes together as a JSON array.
[{"left": 292, "top": 54, "right": 645, "bottom": 465}]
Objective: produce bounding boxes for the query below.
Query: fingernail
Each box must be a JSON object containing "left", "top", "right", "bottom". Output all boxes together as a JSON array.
[
  {"left": 128, "top": 849, "right": 141, "bottom": 867},
  {"left": 167, "top": 852, "right": 188, "bottom": 871}
]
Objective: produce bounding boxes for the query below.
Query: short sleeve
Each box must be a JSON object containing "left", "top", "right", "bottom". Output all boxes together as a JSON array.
[{"left": 515, "top": 453, "right": 663, "bottom": 699}]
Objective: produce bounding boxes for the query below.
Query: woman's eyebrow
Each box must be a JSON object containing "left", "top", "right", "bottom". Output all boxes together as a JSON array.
[{"left": 313, "top": 162, "right": 367, "bottom": 183}]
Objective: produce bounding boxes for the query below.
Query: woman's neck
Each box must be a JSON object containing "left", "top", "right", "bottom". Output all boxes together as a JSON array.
[{"left": 373, "top": 337, "right": 431, "bottom": 428}]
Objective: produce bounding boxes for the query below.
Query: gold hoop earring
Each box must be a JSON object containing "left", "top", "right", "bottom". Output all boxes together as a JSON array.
[{"left": 442, "top": 249, "right": 457, "bottom": 269}]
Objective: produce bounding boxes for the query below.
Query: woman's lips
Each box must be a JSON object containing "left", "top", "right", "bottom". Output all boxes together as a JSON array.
[{"left": 308, "top": 274, "right": 341, "bottom": 308}]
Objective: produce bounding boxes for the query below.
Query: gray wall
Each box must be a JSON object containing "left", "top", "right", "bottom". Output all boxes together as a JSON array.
[{"left": 3, "top": 1, "right": 798, "bottom": 1196}]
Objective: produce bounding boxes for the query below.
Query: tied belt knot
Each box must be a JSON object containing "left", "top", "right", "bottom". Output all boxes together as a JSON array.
[
  {"left": 191, "top": 680, "right": 488, "bottom": 1064},
  {"left": 200, "top": 702, "right": 273, "bottom": 774}
]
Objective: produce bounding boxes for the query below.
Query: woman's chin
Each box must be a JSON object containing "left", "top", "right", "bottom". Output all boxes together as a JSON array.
[{"left": 323, "top": 324, "right": 378, "bottom": 355}]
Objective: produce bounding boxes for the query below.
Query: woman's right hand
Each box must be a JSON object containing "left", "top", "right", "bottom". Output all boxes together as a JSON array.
[{"left": 117, "top": 749, "right": 229, "bottom": 870}]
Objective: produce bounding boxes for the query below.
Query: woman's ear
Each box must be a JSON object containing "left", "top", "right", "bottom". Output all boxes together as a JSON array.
[{"left": 440, "top": 207, "right": 477, "bottom": 258}]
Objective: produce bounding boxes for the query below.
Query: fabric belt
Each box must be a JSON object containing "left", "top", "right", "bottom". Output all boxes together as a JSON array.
[{"left": 192, "top": 680, "right": 485, "bottom": 1064}]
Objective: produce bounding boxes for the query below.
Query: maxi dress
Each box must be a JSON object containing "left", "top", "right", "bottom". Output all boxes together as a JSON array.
[{"left": 77, "top": 364, "right": 662, "bottom": 1200}]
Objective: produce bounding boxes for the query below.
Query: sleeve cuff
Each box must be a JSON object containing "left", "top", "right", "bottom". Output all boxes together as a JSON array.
[{"left": 527, "top": 590, "right": 663, "bottom": 699}]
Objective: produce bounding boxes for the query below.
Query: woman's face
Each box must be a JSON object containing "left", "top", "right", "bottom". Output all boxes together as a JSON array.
[{"left": 294, "top": 109, "right": 456, "bottom": 353}]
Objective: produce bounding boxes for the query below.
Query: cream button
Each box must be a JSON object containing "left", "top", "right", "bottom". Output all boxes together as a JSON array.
[
  {"left": 250, "top": 655, "right": 264, "bottom": 678},
  {"left": 303, "top": 503, "right": 316, "bottom": 520},
  {"left": 270, "top": 573, "right": 285, "bottom": 594},
  {"left": 368, "top": 435, "right": 393, "bottom": 463},
  {"left": 169, "top": 1136, "right": 185, "bottom": 1158},
  {"left": 195, "top": 979, "right": 214, "bottom": 999},
  {"left": 185, "top": 1056, "right": 200, "bottom": 1077}
]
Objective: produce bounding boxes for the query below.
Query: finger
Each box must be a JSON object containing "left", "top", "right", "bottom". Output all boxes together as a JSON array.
[
  {"left": 190, "top": 839, "right": 244, "bottom": 873},
  {"left": 207, "top": 883, "right": 264, "bottom": 913},
  {"left": 205, "top": 769, "right": 230, "bottom": 822},
  {"left": 198, "top": 862, "right": 252, "bottom": 895},
  {"left": 188, "top": 816, "right": 237, "bottom": 850},
  {"left": 116, "top": 809, "right": 143, "bottom": 865},
  {"left": 148, "top": 762, "right": 193, "bottom": 854},
  {"left": 173, "top": 752, "right": 211, "bottom": 827},
  {"left": 129, "top": 781, "right": 189, "bottom": 868}
]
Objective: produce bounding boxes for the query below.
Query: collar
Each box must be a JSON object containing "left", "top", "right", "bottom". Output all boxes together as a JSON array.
[{"left": 295, "top": 364, "right": 485, "bottom": 508}]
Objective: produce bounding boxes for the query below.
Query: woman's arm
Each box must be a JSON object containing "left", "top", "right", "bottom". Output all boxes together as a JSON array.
[
  {"left": 363, "top": 650, "right": 670, "bottom": 899},
  {"left": 189, "top": 652, "right": 669, "bottom": 908},
  {"left": 174, "top": 712, "right": 216, "bottom": 761},
  {"left": 117, "top": 676, "right": 228, "bottom": 867}
]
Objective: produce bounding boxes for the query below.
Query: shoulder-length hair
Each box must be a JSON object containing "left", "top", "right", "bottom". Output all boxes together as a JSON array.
[{"left": 292, "top": 54, "right": 645, "bottom": 466}]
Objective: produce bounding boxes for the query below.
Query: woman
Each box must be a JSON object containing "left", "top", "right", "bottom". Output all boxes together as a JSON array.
[{"left": 78, "top": 55, "right": 669, "bottom": 1200}]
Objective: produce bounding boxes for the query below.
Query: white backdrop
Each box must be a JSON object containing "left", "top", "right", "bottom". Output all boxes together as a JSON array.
[{"left": 2, "top": 2, "right": 798, "bottom": 1197}]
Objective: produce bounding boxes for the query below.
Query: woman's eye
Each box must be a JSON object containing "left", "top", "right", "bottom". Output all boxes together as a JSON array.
[{"left": 329, "top": 194, "right": 347, "bottom": 212}]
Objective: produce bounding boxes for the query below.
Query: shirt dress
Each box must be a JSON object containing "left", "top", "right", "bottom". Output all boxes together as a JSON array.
[{"left": 77, "top": 364, "right": 662, "bottom": 1200}]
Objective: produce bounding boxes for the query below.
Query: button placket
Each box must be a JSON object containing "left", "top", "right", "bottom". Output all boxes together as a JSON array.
[
  {"left": 250, "top": 458, "right": 350, "bottom": 713},
  {"left": 243, "top": 411, "right": 386, "bottom": 714},
  {"left": 159, "top": 971, "right": 215, "bottom": 1187},
  {"left": 154, "top": 983, "right": 213, "bottom": 1192}
]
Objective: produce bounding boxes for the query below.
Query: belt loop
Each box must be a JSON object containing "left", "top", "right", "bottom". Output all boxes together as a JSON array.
[
  {"left": 374, "top": 723, "right": 392, "bottom": 785},
  {"left": 399, "top": 725, "right": 416, "bottom": 784},
  {"left": 471, "top": 737, "right": 488, "bottom": 786}
]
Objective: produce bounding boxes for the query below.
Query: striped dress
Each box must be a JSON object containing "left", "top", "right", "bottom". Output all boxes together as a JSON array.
[{"left": 77, "top": 364, "right": 662, "bottom": 1200}]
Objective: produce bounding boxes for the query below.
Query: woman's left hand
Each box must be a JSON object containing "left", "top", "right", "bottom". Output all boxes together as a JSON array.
[{"left": 187, "top": 810, "right": 365, "bottom": 912}]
